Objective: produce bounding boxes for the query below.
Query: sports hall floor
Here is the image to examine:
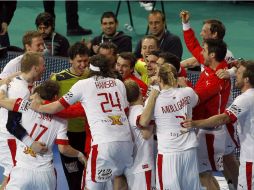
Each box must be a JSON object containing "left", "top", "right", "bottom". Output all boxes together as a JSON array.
[{"left": 1, "top": 1, "right": 254, "bottom": 189}]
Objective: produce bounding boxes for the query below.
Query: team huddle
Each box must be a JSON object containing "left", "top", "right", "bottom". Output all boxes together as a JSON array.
[{"left": 0, "top": 9, "right": 254, "bottom": 190}]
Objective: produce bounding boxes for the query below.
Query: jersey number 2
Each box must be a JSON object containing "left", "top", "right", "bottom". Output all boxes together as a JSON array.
[
  {"left": 97, "top": 92, "right": 122, "bottom": 113},
  {"left": 29, "top": 123, "right": 48, "bottom": 141}
]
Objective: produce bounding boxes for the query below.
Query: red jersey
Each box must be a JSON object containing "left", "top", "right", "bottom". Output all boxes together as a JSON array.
[{"left": 183, "top": 28, "right": 231, "bottom": 120}]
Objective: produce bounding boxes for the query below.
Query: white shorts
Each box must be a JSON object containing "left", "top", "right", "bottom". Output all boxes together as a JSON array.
[
  {"left": 197, "top": 126, "right": 236, "bottom": 173},
  {"left": 0, "top": 136, "right": 16, "bottom": 176},
  {"left": 126, "top": 169, "right": 155, "bottom": 190},
  {"left": 156, "top": 148, "right": 202, "bottom": 190},
  {"left": 84, "top": 141, "right": 133, "bottom": 190},
  {"left": 6, "top": 165, "right": 56, "bottom": 190},
  {"left": 238, "top": 161, "right": 254, "bottom": 190}
]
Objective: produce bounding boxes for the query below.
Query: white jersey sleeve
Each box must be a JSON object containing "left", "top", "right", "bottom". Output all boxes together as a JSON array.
[
  {"left": 0, "top": 55, "right": 23, "bottom": 79},
  {"left": 225, "top": 89, "right": 254, "bottom": 162}
]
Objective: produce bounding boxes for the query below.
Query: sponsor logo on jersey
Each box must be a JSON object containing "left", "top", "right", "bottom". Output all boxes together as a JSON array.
[
  {"left": 228, "top": 104, "right": 241, "bottom": 115},
  {"left": 23, "top": 147, "right": 36, "bottom": 157},
  {"left": 108, "top": 115, "right": 123, "bottom": 125},
  {"left": 97, "top": 169, "right": 112, "bottom": 181}
]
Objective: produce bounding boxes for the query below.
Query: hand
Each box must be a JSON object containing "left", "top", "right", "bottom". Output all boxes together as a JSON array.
[
  {"left": 182, "top": 118, "right": 195, "bottom": 129},
  {"left": 30, "top": 141, "right": 48, "bottom": 154},
  {"left": 78, "top": 152, "right": 87, "bottom": 167},
  {"left": 180, "top": 10, "right": 190, "bottom": 24},
  {"left": 0, "top": 22, "right": 8, "bottom": 35},
  {"left": 0, "top": 77, "right": 11, "bottom": 85},
  {"left": 216, "top": 69, "right": 230, "bottom": 79},
  {"left": 29, "top": 93, "right": 42, "bottom": 111},
  {"left": 150, "top": 88, "right": 160, "bottom": 98},
  {"left": 149, "top": 76, "right": 158, "bottom": 85}
]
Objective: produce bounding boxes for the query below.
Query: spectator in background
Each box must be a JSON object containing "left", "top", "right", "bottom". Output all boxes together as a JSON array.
[
  {"left": 135, "top": 10, "right": 183, "bottom": 60},
  {"left": 88, "top": 11, "right": 132, "bottom": 55},
  {"left": 43, "top": 0, "right": 92, "bottom": 36},
  {"left": 35, "top": 12, "right": 70, "bottom": 57},
  {"left": 0, "top": 1, "right": 17, "bottom": 47}
]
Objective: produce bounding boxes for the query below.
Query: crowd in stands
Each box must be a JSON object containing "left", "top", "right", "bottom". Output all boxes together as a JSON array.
[{"left": 0, "top": 4, "right": 254, "bottom": 190}]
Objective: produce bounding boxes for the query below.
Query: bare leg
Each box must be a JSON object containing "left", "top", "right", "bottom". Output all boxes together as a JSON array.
[
  {"left": 0, "top": 176, "right": 8, "bottom": 190},
  {"left": 223, "top": 153, "right": 239, "bottom": 189},
  {"left": 113, "top": 175, "right": 128, "bottom": 190},
  {"left": 199, "top": 171, "right": 220, "bottom": 190}
]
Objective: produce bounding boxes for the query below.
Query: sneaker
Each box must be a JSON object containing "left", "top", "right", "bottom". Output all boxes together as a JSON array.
[{"left": 67, "top": 25, "right": 92, "bottom": 36}]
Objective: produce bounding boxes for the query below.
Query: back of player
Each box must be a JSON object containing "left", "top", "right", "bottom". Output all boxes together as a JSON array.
[
  {"left": 59, "top": 55, "right": 133, "bottom": 189},
  {"left": 153, "top": 64, "right": 202, "bottom": 190},
  {"left": 6, "top": 103, "right": 68, "bottom": 190},
  {"left": 124, "top": 79, "right": 155, "bottom": 189}
]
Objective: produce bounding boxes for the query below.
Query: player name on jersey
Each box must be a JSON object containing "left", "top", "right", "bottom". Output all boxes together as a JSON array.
[
  {"left": 161, "top": 96, "right": 191, "bottom": 114},
  {"left": 95, "top": 79, "right": 117, "bottom": 89}
]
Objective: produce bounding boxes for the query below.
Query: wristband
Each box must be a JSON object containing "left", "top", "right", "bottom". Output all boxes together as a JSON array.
[{"left": 22, "top": 135, "right": 34, "bottom": 147}]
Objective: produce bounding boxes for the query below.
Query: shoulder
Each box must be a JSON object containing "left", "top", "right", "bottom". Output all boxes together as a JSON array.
[
  {"left": 54, "top": 33, "right": 69, "bottom": 43},
  {"left": 53, "top": 70, "right": 73, "bottom": 81},
  {"left": 91, "top": 35, "right": 102, "bottom": 44},
  {"left": 164, "top": 31, "right": 181, "bottom": 41}
]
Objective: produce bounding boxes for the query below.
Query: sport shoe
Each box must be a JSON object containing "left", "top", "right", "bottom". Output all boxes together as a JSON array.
[{"left": 67, "top": 25, "right": 92, "bottom": 36}]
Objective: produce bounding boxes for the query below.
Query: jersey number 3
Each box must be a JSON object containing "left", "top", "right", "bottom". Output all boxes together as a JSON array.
[
  {"left": 98, "top": 92, "right": 122, "bottom": 113},
  {"left": 29, "top": 123, "right": 48, "bottom": 141}
]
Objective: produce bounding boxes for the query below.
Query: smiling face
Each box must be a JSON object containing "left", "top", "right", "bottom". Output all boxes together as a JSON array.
[
  {"left": 26, "top": 36, "right": 44, "bottom": 53},
  {"left": 141, "top": 38, "right": 158, "bottom": 61},
  {"left": 70, "top": 54, "right": 89, "bottom": 76},
  {"left": 101, "top": 17, "right": 118, "bottom": 37},
  {"left": 146, "top": 54, "right": 159, "bottom": 77},
  {"left": 115, "top": 56, "right": 133, "bottom": 79}
]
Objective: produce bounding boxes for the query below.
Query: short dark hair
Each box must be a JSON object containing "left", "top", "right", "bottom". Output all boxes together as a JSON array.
[
  {"left": 89, "top": 54, "right": 116, "bottom": 78},
  {"left": 241, "top": 60, "right": 254, "bottom": 87},
  {"left": 203, "top": 19, "right": 225, "bottom": 40},
  {"left": 149, "top": 10, "right": 166, "bottom": 23},
  {"left": 150, "top": 50, "right": 161, "bottom": 57},
  {"left": 141, "top": 35, "right": 158, "bottom": 46},
  {"left": 68, "top": 42, "right": 90, "bottom": 60},
  {"left": 124, "top": 79, "right": 140, "bottom": 103},
  {"left": 159, "top": 52, "right": 180, "bottom": 72},
  {"left": 118, "top": 52, "right": 137, "bottom": 68},
  {"left": 35, "top": 12, "right": 55, "bottom": 30},
  {"left": 204, "top": 39, "right": 227, "bottom": 62},
  {"left": 101, "top": 11, "right": 118, "bottom": 23},
  {"left": 98, "top": 42, "right": 118, "bottom": 56},
  {"left": 34, "top": 80, "right": 60, "bottom": 101}
]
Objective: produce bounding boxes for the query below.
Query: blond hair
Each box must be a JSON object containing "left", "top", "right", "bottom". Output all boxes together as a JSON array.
[
  {"left": 21, "top": 52, "right": 44, "bottom": 73},
  {"left": 158, "top": 64, "right": 177, "bottom": 87}
]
